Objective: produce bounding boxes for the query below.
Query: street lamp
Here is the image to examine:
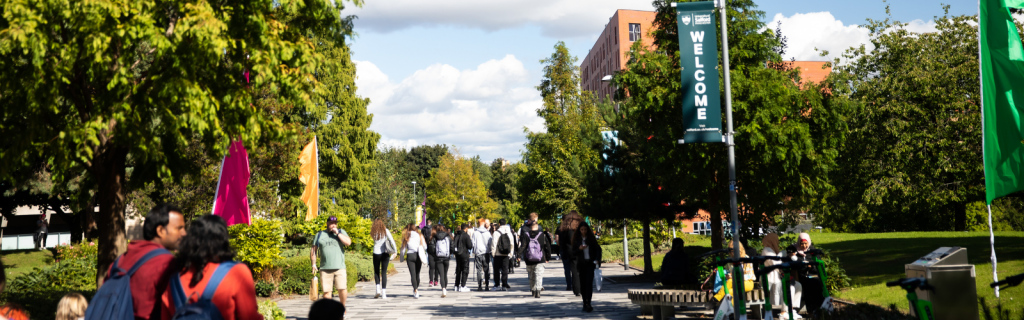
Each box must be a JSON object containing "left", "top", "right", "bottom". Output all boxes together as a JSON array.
[
  {"left": 601, "top": 75, "right": 619, "bottom": 113},
  {"left": 412, "top": 181, "right": 417, "bottom": 208}
]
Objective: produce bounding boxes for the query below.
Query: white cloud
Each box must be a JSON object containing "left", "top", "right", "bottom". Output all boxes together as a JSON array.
[
  {"left": 766, "top": 12, "right": 939, "bottom": 62},
  {"left": 356, "top": 55, "right": 545, "bottom": 162},
  {"left": 346, "top": 0, "right": 654, "bottom": 38}
]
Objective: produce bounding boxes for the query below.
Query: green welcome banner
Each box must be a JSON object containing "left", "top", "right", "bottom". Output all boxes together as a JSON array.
[{"left": 676, "top": 1, "right": 723, "bottom": 144}]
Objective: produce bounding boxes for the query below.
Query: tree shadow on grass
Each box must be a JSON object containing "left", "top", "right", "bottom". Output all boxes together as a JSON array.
[{"left": 819, "top": 235, "right": 1024, "bottom": 286}]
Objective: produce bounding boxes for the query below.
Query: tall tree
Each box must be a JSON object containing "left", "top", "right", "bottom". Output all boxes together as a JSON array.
[
  {"left": 491, "top": 159, "right": 525, "bottom": 226},
  {"left": 425, "top": 149, "right": 499, "bottom": 227},
  {"left": 0, "top": 0, "right": 345, "bottom": 282},
  {"left": 520, "top": 42, "right": 603, "bottom": 220},
  {"left": 820, "top": 9, "right": 983, "bottom": 231}
]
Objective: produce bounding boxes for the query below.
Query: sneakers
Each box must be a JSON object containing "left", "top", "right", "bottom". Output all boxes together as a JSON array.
[
  {"left": 381, "top": 289, "right": 388, "bottom": 299},
  {"left": 375, "top": 284, "right": 382, "bottom": 299},
  {"left": 532, "top": 290, "right": 540, "bottom": 298},
  {"left": 414, "top": 291, "right": 420, "bottom": 299},
  {"left": 461, "top": 286, "right": 470, "bottom": 292},
  {"left": 442, "top": 288, "right": 447, "bottom": 298}
]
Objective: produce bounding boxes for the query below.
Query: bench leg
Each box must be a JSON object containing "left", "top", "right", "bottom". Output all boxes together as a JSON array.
[
  {"left": 750, "top": 304, "right": 762, "bottom": 320},
  {"left": 660, "top": 306, "right": 675, "bottom": 320},
  {"left": 652, "top": 306, "right": 662, "bottom": 319},
  {"left": 641, "top": 305, "right": 653, "bottom": 315}
]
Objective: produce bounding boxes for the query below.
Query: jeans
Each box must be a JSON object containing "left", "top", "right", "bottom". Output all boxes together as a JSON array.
[
  {"left": 437, "top": 256, "right": 450, "bottom": 288},
  {"left": 34, "top": 232, "right": 46, "bottom": 249},
  {"left": 527, "top": 263, "right": 545, "bottom": 292},
  {"left": 427, "top": 254, "right": 438, "bottom": 282},
  {"left": 578, "top": 259, "right": 596, "bottom": 306},
  {"left": 493, "top": 255, "right": 509, "bottom": 287},
  {"left": 372, "top": 253, "right": 390, "bottom": 288},
  {"left": 406, "top": 253, "right": 421, "bottom": 291},
  {"left": 454, "top": 254, "right": 470, "bottom": 287},
  {"left": 475, "top": 253, "right": 491, "bottom": 286},
  {"left": 562, "top": 257, "right": 580, "bottom": 294}
]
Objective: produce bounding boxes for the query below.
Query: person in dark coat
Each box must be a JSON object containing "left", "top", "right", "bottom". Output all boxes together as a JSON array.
[
  {"left": 452, "top": 223, "right": 474, "bottom": 292},
  {"left": 573, "top": 222, "right": 602, "bottom": 313},
  {"left": 660, "top": 238, "right": 698, "bottom": 287},
  {"left": 787, "top": 232, "right": 823, "bottom": 313},
  {"left": 519, "top": 219, "right": 551, "bottom": 298},
  {"left": 557, "top": 211, "right": 583, "bottom": 295},
  {"left": 421, "top": 221, "right": 437, "bottom": 287},
  {"left": 430, "top": 225, "right": 452, "bottom": 297}
]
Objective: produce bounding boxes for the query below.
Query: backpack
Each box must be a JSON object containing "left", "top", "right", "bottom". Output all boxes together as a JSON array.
[
  {"left": 84, "top": 248, "right": 171, "bottom": 320},
  {"left": 497, "top": 232, "right": 512, "bottom": 255},
  {"left": 525, "top": 231, "right": 545, "bottom": 263},
  {"left": 169, "top": 262, "right": 239, "bottom": 320},
  {"left": 435, "top": 236, "right": 451, "bottom": 258}
]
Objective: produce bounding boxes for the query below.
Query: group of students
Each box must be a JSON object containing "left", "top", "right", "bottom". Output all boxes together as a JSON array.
[{"left": 365, "top": 210, "right": 603, "bottom": 313}]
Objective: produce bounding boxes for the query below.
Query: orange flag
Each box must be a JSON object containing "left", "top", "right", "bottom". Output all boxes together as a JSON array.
[{"left": 299, "top": 136, "right": 319, "bottom": 221}]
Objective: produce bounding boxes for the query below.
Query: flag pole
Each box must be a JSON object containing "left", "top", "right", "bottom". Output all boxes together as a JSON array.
[
  {"left": 211, "top": 148, "right": 228, "bottom": 215},
  {"left": 979, "top": 0, "right": 999, "bottom": 298}
]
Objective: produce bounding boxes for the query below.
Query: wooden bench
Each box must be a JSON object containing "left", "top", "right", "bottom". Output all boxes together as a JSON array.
[{"left": 628, "top": 284, "right": 768, "bottom": 320}]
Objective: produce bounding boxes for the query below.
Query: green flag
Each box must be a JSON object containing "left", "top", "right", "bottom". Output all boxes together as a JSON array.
[{"left": 981, "top": 0, "right": 1024, "bottom": 204}]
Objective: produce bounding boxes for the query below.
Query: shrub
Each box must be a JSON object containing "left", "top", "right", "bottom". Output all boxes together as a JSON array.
[
  {"left": 258, "top": 300, "right": 287, "bottom": 320},
  {"left": 278, "top": 278, "right": 308, "bottom": 295},
  {"left": 278, "top": 255, "right": 314, "bottom": 287},
  {"left": 53, "top": 242, "right": 98, "bottom": 263},
  {"left": 345, "top": 259, "right": 358, "bottom": 291},
  {"left": 255, "top": 280, "right": 274, "bottom": 297},
  {"left": 346, "top": 252, "right": 374, "bottom": 281},
  {"left": 600, "top": 238, "right": 653, "bottom": 263},
  {"left": 229, "top": 218, "right": 284, "bottom": 274},
  {"left": 4, "top": 253, "right": 98, "bottom": 320}
]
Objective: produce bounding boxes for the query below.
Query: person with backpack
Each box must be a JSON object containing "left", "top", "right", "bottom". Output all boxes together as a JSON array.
[
  {"left": 557, "top": 211, "right": 583, "bottom": 296},
  {"left": 370, "top": 219, "right": 397, "bottom": 299},
  {"left": 421, "top": 220, "right": 438, "bottom": 287},
  {"left": 452, "top": 223, "right": 474, "bottom": 292},
  {"left": 430, "top": 224, "right": 452, "bottom": 297},
  {"left": 311, "top": 216, "right": 353, "bottom": 304},
  {"left": 471, "top": 218, "right": 493, "bottom": 291},
  {"left": 490, "top": 219, "right": 514, "bottom": 290},
  {"left": 401, "top": 223, "right": 427, "bottom": 298},
  {"left": 86, "top": 203, "right": 185, "bottom": 320},
  {"left": 573, "top": 221, "right": 602, "bottom": 313},
  {"left": 518, "top": 218, "right": 551, "bottom": 298},
  {"left": 159, "top": 214, "right": 261, "bottom": 320}
]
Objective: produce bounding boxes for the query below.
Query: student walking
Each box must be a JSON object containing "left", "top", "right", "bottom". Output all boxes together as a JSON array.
[
  {"left": 557, "top": 211, "right": 583, "bottom": 296},
  {"left": 471, "top": 218, "right": 493, "bottom": 291},
  {"left": 311, "top": 216, "right": 353, "bottom": 304},
  {"left": 421, "top": 221, "right": 437, "bottom": 287},
  {"left": 490, "top": 219, "right": 514, "bottom": 290},
  {"left": 401, "top": 223, "right": 427, "bottom": 298},
  {"left": 371, "top": 219, "right": 397, "bottom": 299},
  {"left": 519, "top": 218, "right": 551, "bottom": 298},
  {"left": 159, "top": 215, "right": 262, "bottom": 320},
  {"left": 452, "top": 223, "right": 474, "bottom": 292},
  {"left": 574, "top": 222, "right": 602, "bottom": 313},
  {"left": 87, "top": 203, "right": 184, "bottom": 320},
  {"left": 430, "top": 224, "right": 453, "bottom": 297}
]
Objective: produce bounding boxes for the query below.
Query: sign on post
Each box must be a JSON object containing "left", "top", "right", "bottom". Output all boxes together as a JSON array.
[{"left": 675, "top": 1, "right": 723, "bottom": 144}]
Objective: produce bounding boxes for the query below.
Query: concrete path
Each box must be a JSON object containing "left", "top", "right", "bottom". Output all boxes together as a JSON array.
[{"left": 276, "top": 256, "right": 666, "bottom": 320}]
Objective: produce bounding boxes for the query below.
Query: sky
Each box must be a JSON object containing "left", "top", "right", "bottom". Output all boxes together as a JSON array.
[{"left": 347, "top": 0, "right": 978, "bottom": 163}]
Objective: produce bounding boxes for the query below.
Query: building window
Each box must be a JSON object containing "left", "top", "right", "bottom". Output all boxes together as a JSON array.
[{"left": 629, "top": 23, "right": 641, "bottom": 42}]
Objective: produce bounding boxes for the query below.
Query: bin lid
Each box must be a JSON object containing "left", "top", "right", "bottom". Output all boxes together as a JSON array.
[{"left": 910, "top": 247, "right": 967, "bottom": 267}]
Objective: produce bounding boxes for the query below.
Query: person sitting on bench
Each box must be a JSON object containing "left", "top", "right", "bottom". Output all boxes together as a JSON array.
[{"left": 660, "top": 238, "right": 698, "bottom": 287}]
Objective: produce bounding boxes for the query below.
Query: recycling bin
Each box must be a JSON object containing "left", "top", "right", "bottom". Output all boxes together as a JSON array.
[{"left": 904, "top": 247, "right": 979, "bottom": 320}]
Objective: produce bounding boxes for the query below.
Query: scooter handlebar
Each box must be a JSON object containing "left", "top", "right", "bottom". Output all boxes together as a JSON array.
[{"left": 887, "top": 277, "right": 934, "bottom": 291}]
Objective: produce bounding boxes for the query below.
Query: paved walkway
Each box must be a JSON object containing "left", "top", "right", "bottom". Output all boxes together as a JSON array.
[{"left": 276, "top": 256, "right": 670, "bottom": 320}]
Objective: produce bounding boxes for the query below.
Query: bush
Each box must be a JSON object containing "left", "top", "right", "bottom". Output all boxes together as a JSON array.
[
  {"left": 278, "top": 255, "right": 314, "bottom": 287},
  {"left": 4, "top": 253, "right": 98, "bottom": 320},
  {"left": 345, "top": 259, "right": 358, "bottom": 291},
  {"left": 53, "top": 242, "right": 98, "bottom": 263},
  {"left": 346, "top": 252, "right": 374, "bottom": 282},
  {"left": 229, "top": 219, "right": 284, "bottom": 274},
  {"left": 278, "top": 278, "right": 308, "bottom": 295},
  {"left": 258, "top": 300, "right": 287, "bottom": 320},
  {"left": 255, "top": 280, "right": 275, "bottom": 297}
]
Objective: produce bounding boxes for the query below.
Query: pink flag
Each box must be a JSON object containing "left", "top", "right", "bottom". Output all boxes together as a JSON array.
[{"left": 212, "top": 140, "right": 252, "bottom": 226}]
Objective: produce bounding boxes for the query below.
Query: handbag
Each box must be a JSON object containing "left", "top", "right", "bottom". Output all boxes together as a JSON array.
[
  {"left": 593, "top": 267, "right": 603, "bottom": 292},
  {"left": 309, "top": 275, "right": 319, "bottom": 301},
  {"left": 383, "top": 235, "right": 396, "bottom": 255}
]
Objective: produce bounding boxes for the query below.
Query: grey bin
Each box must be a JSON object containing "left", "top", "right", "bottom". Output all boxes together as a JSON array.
[{"left": 904, "top": 247, "right": 979, "bottom": 320}]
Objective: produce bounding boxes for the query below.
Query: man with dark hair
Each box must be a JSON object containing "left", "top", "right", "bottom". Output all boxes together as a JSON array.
[
  {"left": 311, "top": 216, "right": 352, "bottom": 303},
  {"left": 109, "top": 203, "right": 186, "bottom": 319},
  {"left": 308, "top": 298, "right": 345, "bottom": 320}
]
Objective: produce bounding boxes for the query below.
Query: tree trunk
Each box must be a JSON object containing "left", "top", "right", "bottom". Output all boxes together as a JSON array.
[
  {"left": 954, "top": 202, "right": 967, "bottom": 231},
  {"left": 642, "top": 219, "right": 653, "bottom": 275},
  {"left": 92, "top": 145, "right": 129, "bottom": 286}
]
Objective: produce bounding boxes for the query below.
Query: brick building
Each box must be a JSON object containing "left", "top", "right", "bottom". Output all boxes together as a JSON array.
[{"left": 581, "top": 9, "right": 657, "bottom": 100}]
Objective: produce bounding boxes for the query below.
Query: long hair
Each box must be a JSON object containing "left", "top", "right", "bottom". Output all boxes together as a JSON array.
[
  {"left": 401, "top": 223, "right": 418, "bottom": 248},
  {"left": 55, "top": 292, "right": 88, "bottom": 320},
  {"left": 559, "top": 210, "right": 582, "bottom": 234},
  {"left": 371, "top": 219, "right": 387, "bottom": 241},
  {"left": 431, "top": 224, "right": 442, "bottom": 239},
  {"left": 176, "top": 214, "right": 236, "bottom": 286},
  {"left": 573, "top": 222, "right": 594, "bottom": 248}
]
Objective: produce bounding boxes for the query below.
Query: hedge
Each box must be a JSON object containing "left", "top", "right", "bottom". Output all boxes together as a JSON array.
[{"left": 600, "top": 238, "right": 655, "bottom": 263}]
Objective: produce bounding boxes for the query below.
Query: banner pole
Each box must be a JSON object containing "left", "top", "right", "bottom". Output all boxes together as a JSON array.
[
  {"left": 988, "top": 204, "right": 1000, "bottom": 298},
  {"left": 718, "top": 0, "right": 745, "bottom": 316}
]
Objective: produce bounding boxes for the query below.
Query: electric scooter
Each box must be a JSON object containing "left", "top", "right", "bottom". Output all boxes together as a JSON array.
[
  {"left": 885, "top": 277, "right": 935, "bottom": 320},
  {"left": 757, "top": 260, "right": 822, "bottom": 320}
]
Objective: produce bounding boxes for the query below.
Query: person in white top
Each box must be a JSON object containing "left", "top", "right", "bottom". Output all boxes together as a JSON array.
[
  {"left": 401, "top": 223, "right": 427, "bottom": 298},
  {"left": 471, "top": 218, "right": 493, "bottom": 291},
  {"left": 762, "top": 233, "right": 801, "bottom": 319},
  {"left": 371, "top": 219, "right": 397, "bottom": 299}
]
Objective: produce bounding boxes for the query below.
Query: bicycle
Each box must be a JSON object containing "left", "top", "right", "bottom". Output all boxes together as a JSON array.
[{"left": 885, "top": 277, "right": 935, "bottom": 320}]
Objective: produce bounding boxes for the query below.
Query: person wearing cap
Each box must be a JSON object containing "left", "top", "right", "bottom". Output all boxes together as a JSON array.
[
  {"left": 786, "top": 232, "right": 821, "bottom": 314},
  {"left": 311, "top": 216, "right": 352, "bottom": 304}
]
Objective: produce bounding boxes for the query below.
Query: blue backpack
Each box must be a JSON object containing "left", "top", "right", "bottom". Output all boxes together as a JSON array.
[
  {"left": 84, "top": 248, "right": 171, "bottom": 320},
  {"left": 169, "top": 261, "right": 239, "bottom": 320}
]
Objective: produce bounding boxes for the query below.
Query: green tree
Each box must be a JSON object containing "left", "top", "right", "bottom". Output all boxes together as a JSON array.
[
  {"left": 407, "top": 145, "right": 450, "bottom": 183},
  {"left": 0, "top": 0, "right": 346, "bottom": 282},
  {"left": 610, "top": 0, "right": 853, "bottom": 250},
  {"left": 425, "top": 149, "right": 499, "bottom": 227},
  {"left": 365, "top": 146, "right": 416, "bottom": 229},
  {"left": 491, "top": 159, "right": 525, "bottom": 226},
  {"left": 520, "top": 42, "right": 603, "bottom": 220},
  {"left": 820, "top": 8, "right": 983, "bottom": 231}
]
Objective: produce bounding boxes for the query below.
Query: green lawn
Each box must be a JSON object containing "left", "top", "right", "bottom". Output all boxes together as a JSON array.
[{"left": 2, "top": 249, "right": 53, "bottom": 278}]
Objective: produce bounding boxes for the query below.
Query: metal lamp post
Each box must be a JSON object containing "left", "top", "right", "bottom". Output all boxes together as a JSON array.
[{"left": 602, "top": 74, "right": 629, "bottom": 271}]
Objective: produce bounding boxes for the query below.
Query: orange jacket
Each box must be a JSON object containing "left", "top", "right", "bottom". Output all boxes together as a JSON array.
[{"left": 160, "top": 262, "right": 263, "bottom": 320}]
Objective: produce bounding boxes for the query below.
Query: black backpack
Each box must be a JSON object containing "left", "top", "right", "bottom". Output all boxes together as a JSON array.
[
  {"left": 497, "top": 233, "right": 512, "bottom": 255},
  {"left": 85, "top": 248, "right": 171, "bottom": 320}
]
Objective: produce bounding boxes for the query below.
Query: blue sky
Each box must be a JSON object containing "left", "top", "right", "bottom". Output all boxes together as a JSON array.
[{"left": 347, "top": 0, "right": 977, "bottom": 162}]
